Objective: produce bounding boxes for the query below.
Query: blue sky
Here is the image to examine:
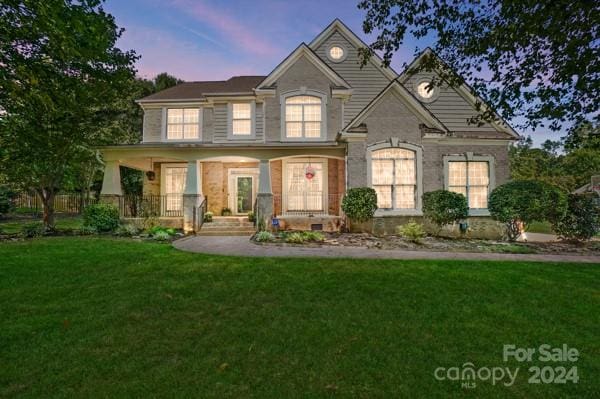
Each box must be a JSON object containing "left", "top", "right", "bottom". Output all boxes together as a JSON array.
[{"left": 104, "top": 0, "right": 562, "bottom": 146}]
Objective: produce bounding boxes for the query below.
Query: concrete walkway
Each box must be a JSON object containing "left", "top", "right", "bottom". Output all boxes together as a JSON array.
[{"left": 173, "top": 236, "right": 600, "bottom": 263}]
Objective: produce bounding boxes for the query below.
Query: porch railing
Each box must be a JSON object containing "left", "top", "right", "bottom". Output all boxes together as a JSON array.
[
  {"left": 273, "top": 193, "right": 344, "bottom": 217},
  {"left": 193, "top": 196, "right": 208, "bottom": 231},
  {"left": 119, "top": 195, "right": 184, "bottom": 218}
]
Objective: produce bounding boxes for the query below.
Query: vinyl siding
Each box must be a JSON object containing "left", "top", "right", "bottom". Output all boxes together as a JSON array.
[
  {"left": 212, "top": 102, "right": 264, "bottom": 143},
  {"left": 406, "top": 71, "right": 496, "bottom": 132},
  {"left": 313, "top": 31, "right": 393, "bottom": 126},
  {"left": 142, "top": 108, "right": 162, "bottom": 143}
]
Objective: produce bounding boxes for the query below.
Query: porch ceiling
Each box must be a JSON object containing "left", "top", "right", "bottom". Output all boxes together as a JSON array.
[{"left": 100, "top": 144, "right": 345, "bottom": 163}]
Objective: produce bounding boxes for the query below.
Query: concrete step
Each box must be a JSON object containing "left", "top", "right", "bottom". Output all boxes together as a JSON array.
[
  {"left": 196, "top": 230, "right": 254, "bottom": 236},
  {"left": 201, "top": 225, "right": 255, "bottom": 231}
]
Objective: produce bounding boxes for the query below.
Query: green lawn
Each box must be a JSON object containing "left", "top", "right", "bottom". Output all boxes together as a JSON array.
[
  {"left": 1, "top": 237, "right": 598, "bottom": 398},
  {"left": 0, "top": 215, "right": 83, "bottom": 234}
]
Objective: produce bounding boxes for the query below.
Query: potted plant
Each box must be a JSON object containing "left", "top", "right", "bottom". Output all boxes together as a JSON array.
[
  {"left": 203, "top": 211, "right": 213, "bottom": 223},
  {"left": 221, "top": 207, "right": 232, "bottom": 216},
  {"left": 247, "top": 211, "right": 255, "bottom": 222}
]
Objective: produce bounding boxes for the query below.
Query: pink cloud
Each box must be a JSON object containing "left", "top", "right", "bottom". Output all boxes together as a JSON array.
[
  {"left": 169, "top": 0, "right": 280, "bottom": 57},
  {"left": 117, "top": 24, "right": 261, "bottom": 81}
]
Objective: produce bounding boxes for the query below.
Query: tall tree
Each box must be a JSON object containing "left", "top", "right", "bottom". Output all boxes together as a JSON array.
[
  {"left": 0, "top": 0, "right": 138, "bottom": 229},
  {"left": 358, "top": 0, "right": 599, "bottom": 131}
]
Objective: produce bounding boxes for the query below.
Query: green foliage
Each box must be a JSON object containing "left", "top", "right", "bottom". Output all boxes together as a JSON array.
[
  {"left": 422, "top": 190, "right": 468, "bottom": 231},
  {"left": 302, "top": 231, "right": 325, "bottom": 242},
  {"left": 203, "top": 211, "right": 213, "bottom": 223},
  {"left": 285, "top": 232, "right": 306, "bottom": 244},
  {"left": 341, "top": 188, "right": 378, "bottom": 222},
  {"left": 221, "top": 208, "right": 232, "bottom": 216},
  {"left": 255, "top": 231, "right": 275, "bottom": 242},
  {"left": 0, "top": 186, "right": 16, "bottom": 216},
  {"left": 116, "top": 224, "right": 139, "bottom": 237},
  {"left": 553, "top": 193, "right": 600, "bottom": 241},
  {"left": 257, "top": 217, "right": 266, "bottom": 232},
  {"left": 83, "top": 204, "right": 120, "bottom": 232},
  {"left": 120, "top": 167, "right": 143, "bottom": 196},
  {"left": 396, "top": 221, "right": 426, "bottom": 244},
  {"left": 358, "top": 1, "right": 597, "bottom": 131},
  {"left": 0, "top": 1, "right": 138, "bottom": 229},
  {"left": 79, "top": 225, "right": 98, "bottom": 236},
  {"left": 21, "top": 222, "right": 45, "bottom": 238},
  {"left": 247, "top": 211, "right": 255, "bottom": 222},
  {"left": 488, "top": 180, "right": 567, "bottom": 241},
  {"left": 152, "top": 231, "right": 171, "bottom": 241},
  {"left": 148, "top": 226, "right": 176, "bottom": 236}
]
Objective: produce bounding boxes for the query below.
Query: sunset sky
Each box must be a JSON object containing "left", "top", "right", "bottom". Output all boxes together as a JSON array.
[{"left": 104, "top": 0, "right": 562, "bottom": 145}]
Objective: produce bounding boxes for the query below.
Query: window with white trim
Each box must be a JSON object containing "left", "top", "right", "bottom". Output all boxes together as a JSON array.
[
  {"left": 371, "top": 148, "right": 417, "bottom": 209},
  {"left": 166, "top": 108, "right": 200, "bottom": 140},
  {"left": 285, "top": 161, "right": 324, "bottom": 212},
  {"left": 285, "top": 95, "right": 322, "bottom": 139},
  {"left": 448, "top": 161, "right": 490, "bottom": 208},
  {"left": 232, "top": 103, "right": 252, "bottom": 136}
]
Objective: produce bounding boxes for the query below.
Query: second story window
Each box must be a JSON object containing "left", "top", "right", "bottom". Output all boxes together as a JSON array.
[
  {"left": 232, "top": 103, "right": 252, "bottom": 136},
  {"left": 285, "top": 95, "right": 322, "bottom": 139},
  {"left": 166, "top": 108, "right": 200, "bottom": 140}
]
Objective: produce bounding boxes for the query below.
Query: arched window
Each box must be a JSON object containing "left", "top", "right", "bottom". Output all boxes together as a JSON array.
[
  {"left": 284, "top": 95, "right": 322, "bottom": 139},
  {"left": 371, "top": 148, "right": 417, "bottom": 209}
]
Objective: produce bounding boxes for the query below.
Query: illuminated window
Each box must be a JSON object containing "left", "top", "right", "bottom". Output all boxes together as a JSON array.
[
  {"left": 371, "top": 148, "right": 417, "bottom": 209},
  {"left": 166, "top": 108, "right": 200, "bottom": 140},
  {"left": 329, "top": 46, "right": 344, "bottom": 61},
  {"left": 285, "top": 95, "right": 322, "bottom": 139},
  {"left": 448, "top": 161, "right": 490, "bottom": 208},
  {"left": 417, "top": 81, "right": 434, "bottom": 99}
]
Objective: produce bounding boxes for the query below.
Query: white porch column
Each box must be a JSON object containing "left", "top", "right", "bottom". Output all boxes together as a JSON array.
[
  {"left": 100, "top": 160, "right": 122, "bottom": 208},
  {"left": 100, "top": 160, "right": 122, "bottom": 196},
  {"left": 256, "top": 160, "right": 273, "bottom": 230},
  {"left": 183, "top": 160, "right": 202, "bottom": 233}
]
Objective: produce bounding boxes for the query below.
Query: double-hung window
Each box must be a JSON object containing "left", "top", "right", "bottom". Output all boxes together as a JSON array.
[
  {"left": 448, "top": 161, "right": 490, "bottom": 209},
  {"left": 285, "top": 95, "right": 322, "bottom": 139},
  {"left": 231, "top": 103, "right": 252, "bottom": 136},
  {"left": 166, "top": 108, "right": 200, "bottom": 140},
  {"left": 371, "top": 148, "right": 417, "bottom": 209}
]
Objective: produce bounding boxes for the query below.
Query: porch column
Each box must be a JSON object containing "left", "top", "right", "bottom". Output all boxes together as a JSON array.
[
  {"left": 256, "top": 159, "right": 273, "bottom": 230},
  {"left": 183, "top": 160, "right": 202, "bottom": 233},
  {"left": 100, "top": 160, "right": 122, "bottom": 207}
]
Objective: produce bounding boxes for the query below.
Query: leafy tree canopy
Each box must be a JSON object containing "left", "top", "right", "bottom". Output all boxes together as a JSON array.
[
  {"left": 358, "top": 0, "right": 599, "bottom": 131},
  {"left": 0, "top": 0, "right": 138, "bottom": 227}
]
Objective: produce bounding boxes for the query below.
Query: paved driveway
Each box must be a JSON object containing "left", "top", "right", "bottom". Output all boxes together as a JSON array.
[{"left": 174, "top": 236, "right": 600, "bottom": 263}]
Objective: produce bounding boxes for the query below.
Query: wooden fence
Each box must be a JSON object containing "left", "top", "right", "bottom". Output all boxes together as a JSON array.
[{"left": 13, "top": 193, "right": 97, "bottom": 214}]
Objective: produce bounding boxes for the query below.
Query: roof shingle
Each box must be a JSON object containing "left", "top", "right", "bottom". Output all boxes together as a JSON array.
[{"left": 139, "top": 76, "right": 266, "bottom": 102}]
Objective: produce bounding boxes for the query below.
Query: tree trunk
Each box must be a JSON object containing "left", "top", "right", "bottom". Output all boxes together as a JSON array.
[{"left": 38, "top": 188, "right": 56, "bottom": 231}]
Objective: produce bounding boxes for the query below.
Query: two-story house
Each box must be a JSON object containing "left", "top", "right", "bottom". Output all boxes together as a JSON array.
[{"left": 99, "top": 19, "right": 518, "bottom": 236}]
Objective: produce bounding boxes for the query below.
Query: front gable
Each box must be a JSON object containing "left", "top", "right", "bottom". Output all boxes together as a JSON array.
[{"left": 399, "top": 49, "right": 519, "bottom": 138}]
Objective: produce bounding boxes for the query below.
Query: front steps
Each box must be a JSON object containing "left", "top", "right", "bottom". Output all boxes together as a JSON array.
[{"left": 197, "top": 216, "right": 255, "bottom": 236}]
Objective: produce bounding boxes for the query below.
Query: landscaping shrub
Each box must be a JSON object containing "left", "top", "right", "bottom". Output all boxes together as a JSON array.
[
  {"left": 285, "top": 232, "right": 306, "bottom": 244},
  {"left": 0, "top": 186, "right": 16, "bottom": 217},
  {"left": 553, "top": 193, "right": 600, "bottom": 241},
  {"left": 79, "top": 225, "right": 97, "bottom": 235},
  {"left": 341, "top": 187, "right": 378, "bottom": 222},
  {"left": 152, "top": 230, "right": 171, "bottom": 241},
  {"left": 302, "top": 231, "right": 325, "bottom": 242},
  {"left": 422, "top": 190, "right": 468, "bottom": 233},
  {"left": 116, "top": 224, "right": 139, "bottom": 237},
  {"left": 396, "top": 221, "right": 426, "bottom": 243},
  {"left": 203, "top": 211, "right": 213, "bottom": 223},
  {"left": 247, "top": 211, "right": 255, "bottom": 222},
  {"left": 221, "top": 207, "right": 232, "bottom": 216},
  {"left": 83, "top": 203, "right": 120, "bottom": 232},
  {"left": 21, "top": 221, "right": 45, "bottom": 238},
  {"left": 255, "top": 231, "right": 274, "bottom": 242},
  {"left": 148, "top": 226, "right": 176, "bottom": 236},
  {"left": 488, "top": 180, "right": 567, "bottom": 241}
]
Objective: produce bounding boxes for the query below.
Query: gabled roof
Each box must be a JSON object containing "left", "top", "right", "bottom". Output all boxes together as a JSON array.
[
  {"left": 309, "top": 18, "right": 398, "bottom": 81},
  {"left": 138, "top": 76, "right": 266, "bottom": 102},
  {"left": 343, "top": 79, "right": 448, "bottom": 133},
  {"left": 256, "top": 43, "right": 351, "bottom": 90},
  {"left": 398, "top": 48, "right": 519, "bottom": 138}
]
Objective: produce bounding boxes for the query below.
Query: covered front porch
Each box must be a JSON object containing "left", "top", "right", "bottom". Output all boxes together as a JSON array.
[{"left": 99, "top": 145, "right": 345, "bottom": 233}]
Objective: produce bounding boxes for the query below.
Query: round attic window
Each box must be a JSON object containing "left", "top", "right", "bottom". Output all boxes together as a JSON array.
[
  {"left": 415, "top": 78, "right": 439, "bottom": 102},
  {"left": 328, "top": 45, "right": 346, "bottom": 62}
]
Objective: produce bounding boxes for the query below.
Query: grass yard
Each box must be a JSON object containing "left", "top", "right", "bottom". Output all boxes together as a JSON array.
[
  {"left": 0, "top": 215, "right": 83, "bottom": 234},
  {"left": 1, "top": 237, "right": 598, "bottom": 398}
]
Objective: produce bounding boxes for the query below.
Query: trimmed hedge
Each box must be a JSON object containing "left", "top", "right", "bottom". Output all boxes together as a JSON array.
[
  {"left": 83, "top": 203, "right": 120, "bottom": 232},
  {"left": 341, "top": 187, "right": 378, "bottom": 222},
  {"left": 422, "top": 190, "right": 468, "bottom": 232},
  {"left": 553, "top": 193, "right": 600, "bottom": 241}
]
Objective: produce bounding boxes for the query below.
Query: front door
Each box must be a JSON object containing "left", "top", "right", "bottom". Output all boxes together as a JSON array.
[{"left": 235, "top": 176, "right": 254, "bottom": 214}]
